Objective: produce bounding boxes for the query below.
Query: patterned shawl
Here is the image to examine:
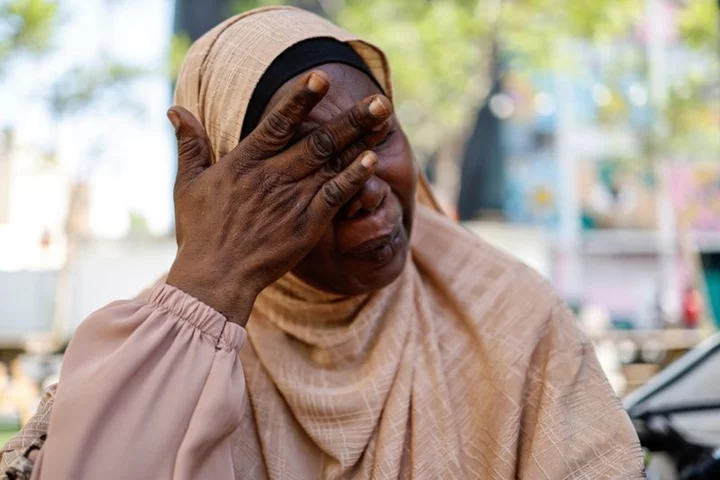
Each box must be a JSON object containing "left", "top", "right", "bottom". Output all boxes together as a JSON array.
[{"left": 1, "top": 6, "right": 645, "bottom": 479}]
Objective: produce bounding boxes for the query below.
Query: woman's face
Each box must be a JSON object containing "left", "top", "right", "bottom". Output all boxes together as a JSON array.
[{"left": 261, "top": 63, "right": 417, "bottom": 295}]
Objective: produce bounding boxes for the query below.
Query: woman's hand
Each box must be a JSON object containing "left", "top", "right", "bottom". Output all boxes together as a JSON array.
[{"left": 165, "top": 71, "right": 392, "bottom": 325}]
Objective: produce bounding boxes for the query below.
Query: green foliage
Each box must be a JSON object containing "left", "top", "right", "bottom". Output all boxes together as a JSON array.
[
  {"left": 49, "top": 59, "right": 148, "bottom": 116},
  {"left": 169, "top": 33, "right": 191, "bottom": 81},
  {"left": 232, "top": 0, "right": 288, "bottom": 14},
  {"left": 171, "top": 1, "right": 719, "bottom": 160},
  {"left": 1, "top": 1, "right": 149, "bottom": 120},
  {"left": 337, "top": 0, "right": 489, "bottom": 155},
  {"left": 0, "top": 429, "right": 19, "bottom": 446},
  {"left": 333, "top": 0, "right": 645, "bottom": 156},
  {"left": 665, "top": 75, "right": 720, "bottom": 156},
  {"left": 335, "top": 0, "right": 718, "bottom": 160},
  {"left": 677, "top": 0, "right": 719, "bottom": 51},
  {"left": 128, "top": 210, "right": 151, "bottom": 236},
  {"left": 4, "top": 0, "right": 715, "bottom": 161},
  {"left": 0, "top": 0, "right": 59, "bottom": 74},
  {"left": 500, "top": 0, "right": 642, "bottom": 71}
]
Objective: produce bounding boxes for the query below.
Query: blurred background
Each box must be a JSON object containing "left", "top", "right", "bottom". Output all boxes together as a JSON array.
[{"left": 0, "top": 0, "right": 718, "bottom": 451}]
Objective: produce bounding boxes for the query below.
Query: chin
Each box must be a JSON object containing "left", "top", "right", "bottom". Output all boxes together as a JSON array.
[
  {"left": 340, "top": 240, "right": 409, "bottom": 295},
  {"left": 293, "top": 229, "right": 411, "bottom": 296}
]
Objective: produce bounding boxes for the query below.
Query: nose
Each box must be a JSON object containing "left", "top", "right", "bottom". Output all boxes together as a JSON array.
[{"left": 342, "top": 175, "right": 390, "bottom": 219}]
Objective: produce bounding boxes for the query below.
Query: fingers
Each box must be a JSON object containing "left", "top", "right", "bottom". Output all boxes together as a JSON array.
[
  {"left": 281, "top": 95, "right": 392, "bottom": 178},
  {"left": 363, "top": 118, "right": 392, "bottom": 147},
  {"left": 308, "top": 151, "right": 378, "bottom": 222},
  {"left": 167, "top": 106, "right": 212, "bottom": 190},
  {"left": 233, "top": 71, "right": 329, "bottom": 163},
  {"left": 317, "top": 118, "right": 391, "bottom": 181}
]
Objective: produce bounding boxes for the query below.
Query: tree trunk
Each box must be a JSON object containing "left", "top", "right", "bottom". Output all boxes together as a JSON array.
[{"left": 174, "top": 0, "right": 232, "bottom": 42}]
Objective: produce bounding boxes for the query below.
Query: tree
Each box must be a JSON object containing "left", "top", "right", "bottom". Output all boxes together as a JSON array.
[
  {"left": 2, "top": 1, "right": 148, "bottom": 118},
  {"left": 174, "top": 0, "right": 231, "bottom": 43},
  {"left": 173, "top": 0, "right": 717, "bottom": 214},
  {"left": 0, "top": 0, "right": 58, "bottom": 76},
  {"left": 2, "top": 0, "right": 152, "bottom": 342}
]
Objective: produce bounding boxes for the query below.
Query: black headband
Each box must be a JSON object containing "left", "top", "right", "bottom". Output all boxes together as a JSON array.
[{"left": 240, "top": 37, "right": 384, "bottom": 140}]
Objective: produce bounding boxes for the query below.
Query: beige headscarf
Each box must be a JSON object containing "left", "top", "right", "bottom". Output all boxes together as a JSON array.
[
  {"left": 2, "top": 6, "right": 645, "bottom": 479},
  {"left": 174, "top": 5, "right": 441, "bottom": 212},
  {"left": 175, "top": 6, "right": 644, "bottom": 479}
]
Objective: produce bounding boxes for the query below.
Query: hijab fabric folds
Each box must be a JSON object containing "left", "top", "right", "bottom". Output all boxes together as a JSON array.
[
  {"left": 1, "top": 6, "right": 645, "bottom": 479},
  {"left": 175, "top": 6, "right": 643, "bottom": 477}
]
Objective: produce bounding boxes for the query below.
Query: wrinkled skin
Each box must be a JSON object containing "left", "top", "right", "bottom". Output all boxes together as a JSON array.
[
  {"left": 165, "top": 68, "right": 407, "bottom": 325},
  {"left": 263, "top": 64, "right": 418, "bottom": 295}
]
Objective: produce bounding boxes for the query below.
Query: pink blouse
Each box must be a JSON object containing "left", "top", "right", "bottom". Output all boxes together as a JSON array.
[{"left": 30, "top": 284, "right": 246, "bottom": 479}]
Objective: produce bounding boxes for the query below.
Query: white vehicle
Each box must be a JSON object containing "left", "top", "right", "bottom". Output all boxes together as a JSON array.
[{"left": 625, "top": 334, "right": 720, "bottom": 480}]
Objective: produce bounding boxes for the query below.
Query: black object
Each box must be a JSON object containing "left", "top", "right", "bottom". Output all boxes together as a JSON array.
[
  {"left": 457, "top": 39, "right": 505, "bottom": 220},
  {"left": 627, "top": 334, "right": 720, "bottom": 478},
  {"left": 174, "top": 0, "right": 230, "bottom": 42},
  {"left": 241, "top": 38, "right": 384, "bottom": 139},
  {"left": 680, "top": 455, "right": 720, "bottom": 480},
  {"left": 634, "top": 418, "right": 709, "bottom": 475}
]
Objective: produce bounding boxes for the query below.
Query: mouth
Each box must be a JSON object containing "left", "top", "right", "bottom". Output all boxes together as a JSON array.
[
  {"left": 344, "top": 225, "right": 402, "bottom": 259},
  {"left": 335, "top": 201, "right": 406, "bottom": 262}
]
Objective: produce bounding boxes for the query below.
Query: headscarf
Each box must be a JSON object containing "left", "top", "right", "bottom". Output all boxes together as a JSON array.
[
  {"left": 240, "top": 37, "right": 384, "bottom": 138},
  {"left": 174, "top": 5, "right": 442, "bottom": 211},
  {"left": 2, "top": 6, "right": 645, "bottom": 479},
  {"left": 173, "top": 6, "right": 643, "bottom": 478}
]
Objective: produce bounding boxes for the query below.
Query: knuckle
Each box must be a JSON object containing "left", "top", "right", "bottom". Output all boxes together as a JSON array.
[
  {"left": 346, "top": 107, "right": 366, "bottom": 130},
  {"left": 321, "top": 181, "right": 345, "bottom": 208},
  {"left": 265, "top": 110, "right": 293, "bottom": 139},
  {"left": 239, "top": 141, "right": 268, "bottom": 162},
  {"left": 257, "top": 172, "right": 278, "bottom": 196},
  {"left": 322, "top": 158, "right": 341, "bottom": 176},
  {"left": 308, "top": 129, "right": 336, "bottom": 158},
  {"left": 339, "top": 142, "right": 365, "bottom": 168},
  {"left": 286, "top": 94, "right": 308, "bottom": 117},
  {"left": 229, "top": 155, "right": 253, "bottom": 176},
  {"left": 349, "top": 173, "right": 366, "bottom": 189},
  {"left": 178, "top": 137, "right": 206, "bottom": 160},
  {"left": 319, "top": 148, "right": 358, "bottom": 180},
  {"left": 324, "top": 142, "right": 363, "bottom": 176},
  {"left": 255, "top": 133, "right": 286, "bottom": 153},
  {"left": 292, "top": 208, "right": 310, "bottom": 236},
  {"left": 274, "top": 169, "right": 292, "bottom": 184}
]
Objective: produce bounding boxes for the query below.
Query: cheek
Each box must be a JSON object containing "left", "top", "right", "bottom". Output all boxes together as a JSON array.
[
  {"left": 294, "top": 227, "right": 340, "bottom": 280},
  {"left": 376, "top": 145, "right": 417, "bottom": 213},
  {"left": 309, "top": 226, "right": 337, "bottom": 258}
]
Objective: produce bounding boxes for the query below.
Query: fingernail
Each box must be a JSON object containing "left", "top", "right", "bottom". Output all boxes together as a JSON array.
[
  {"left": 372, "top": 119, "right": 389, "bottom": 132},
  {"left": 369, "top": 97, "right": 389, "bottom": 117},
  {"left": 360, "top": 151, "right": 377, "bottom": 169},
  {"left": 307, "top": 73, "right": 327, "bottom": 93},
  {"left": 167, "top": 110, "right": 180, "bottom": 132}
]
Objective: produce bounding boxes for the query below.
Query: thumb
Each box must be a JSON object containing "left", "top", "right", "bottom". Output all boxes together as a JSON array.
[{"left": 167, "top": 106, "right": 212, "bottom": 187}]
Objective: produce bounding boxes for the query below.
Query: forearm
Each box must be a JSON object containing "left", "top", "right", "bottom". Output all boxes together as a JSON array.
[{"left": 30, "top": 284, "right": 248, "bottom": 480}]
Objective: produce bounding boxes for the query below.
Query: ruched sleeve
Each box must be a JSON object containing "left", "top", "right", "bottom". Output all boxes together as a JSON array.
[{"left": 29, "top": 283, "right": 247, "bottom": 480}]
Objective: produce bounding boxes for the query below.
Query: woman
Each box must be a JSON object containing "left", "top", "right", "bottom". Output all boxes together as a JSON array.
[{"left": 1, "top": 6, "right": 645, "bottom": 479}]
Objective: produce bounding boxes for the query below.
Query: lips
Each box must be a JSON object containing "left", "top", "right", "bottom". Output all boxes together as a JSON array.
[
  {"left": 335, "top": 198, "right": 404, "bottom": 260},
  {"left": 345, "top": 225, "right": 401, "bottom": 256}
]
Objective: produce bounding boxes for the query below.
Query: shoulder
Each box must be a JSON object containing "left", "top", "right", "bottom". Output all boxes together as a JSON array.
[
  {"left": 411, "top": 206, "right": 575, "bottom": 349},
  {"left": 412, "top": 206, "right": 559, "bottom": 315}
]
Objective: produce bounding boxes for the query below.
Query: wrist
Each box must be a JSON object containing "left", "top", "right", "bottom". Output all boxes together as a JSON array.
[{"left": 166, "top": 258, "right": 259, "bottom": 326}]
